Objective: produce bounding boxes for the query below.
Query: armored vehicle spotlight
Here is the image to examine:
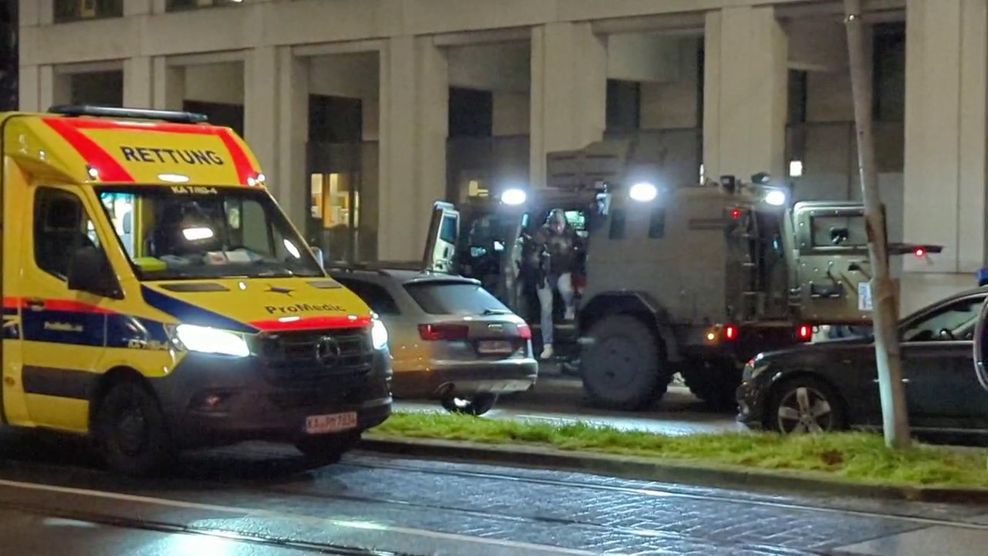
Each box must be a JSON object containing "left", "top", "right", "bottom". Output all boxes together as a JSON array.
[
  {"left": 629, "top": 182, "right": 658, "bottom": 202},
  {"left": 500, "top": 188, "right": 527, "bottom": 206},
  {"left": 763, "top": 188, "right": 787, "bottom": 206}
]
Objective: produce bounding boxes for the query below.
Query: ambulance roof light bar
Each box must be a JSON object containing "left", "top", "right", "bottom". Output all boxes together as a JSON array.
[{"left": 48, "top": 105, "right": 209, "bottom": 124}]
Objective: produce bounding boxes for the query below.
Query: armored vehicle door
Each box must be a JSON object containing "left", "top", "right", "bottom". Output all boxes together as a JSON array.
[
  {"left": 790, "top": 202, "right": 873, "bottom": 324},
  {"left": 422, "top": 201, "right": 460, "bottom": 273}
]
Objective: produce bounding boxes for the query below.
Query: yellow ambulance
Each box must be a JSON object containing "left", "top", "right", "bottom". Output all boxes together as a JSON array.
[{"left": 0, "top": 106, "right": 391, "bottom": 474}]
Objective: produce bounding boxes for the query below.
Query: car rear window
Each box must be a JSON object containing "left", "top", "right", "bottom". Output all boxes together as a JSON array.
[
  {"left": 404, "top": 282, "right": 510, "bottom": 316},
  {"left": 335, "top": 278, "right": 401, "bottom": 315}
]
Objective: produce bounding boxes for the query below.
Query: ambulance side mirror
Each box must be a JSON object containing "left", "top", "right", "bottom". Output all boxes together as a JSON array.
[{"left": 67, "top": 247, "right": 122, "bottom": 299}]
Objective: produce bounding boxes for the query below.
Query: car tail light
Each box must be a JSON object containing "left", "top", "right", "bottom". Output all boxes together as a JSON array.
[
  {"left": 418, "top": 324, "right": 469, "bottom": 341},
  {"left": 797, "top": 324, "right": 813, "bottom": 342},
  {"left": 517, "top": 323, "right": 532, "bottom": 340}
]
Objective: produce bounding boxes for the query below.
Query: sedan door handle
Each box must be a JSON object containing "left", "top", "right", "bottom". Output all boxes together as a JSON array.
[{"left": 873, "top": 378, "right": 911, "bottom": 384}]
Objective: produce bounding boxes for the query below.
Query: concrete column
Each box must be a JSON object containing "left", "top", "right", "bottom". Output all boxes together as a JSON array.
[
  {"left": 275, "top": 48, "right": 309, "bottom": 227},
  {"left": 151, "top": 57, "right": 185, "bottom": 110},
  {"left": 17, "top": 65, "right": 40, "bottom": 111},
  {"left": 901, "top": 0, "right": 987, "bottom": 313},
  {"left": 703, "top": 6, "right": 787, "bottom": 182},
  {"left": 245, "top": 46, "right": 279, "bottom": 193},
  {"left": 124, "top": 56, "right": 154, "bottom": 107},
  {"left": 529, "top": 22, "right": 606, "bottom": 188},
  {"left": 378, "top": 36, "right": 449, "bottom": 261}
]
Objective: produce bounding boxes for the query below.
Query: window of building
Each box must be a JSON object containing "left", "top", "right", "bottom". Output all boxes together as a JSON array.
[
  {"left": 788, "top": 70, "right": 808, "bottom": 125},
  {"left": 34, "top": 188, "right": 103, "bottom": 280},
  {"left": 183, "top": 100, "right": 244, "bottom": 137},
  {"left": 309, "top": 95, "right": 362, "bottom": 143},
  {"left": 606, "top": 80, "right": 641, "bottom": 132},
  {"left": 873, "top": 22, "right": 906, "bottom": 122},
  {"left": 166, "top": 0, "right": 245, "bottom": 12},
  {"left": 608, "top": 209, "right": 626, "bottom": 240},
  {"left": 54, "top": 0, "right": 123, "bottom": 23},
  {"left": 448, "top": 88, "right": 493, "bottom": 138},
  {"left": 648, "top": 207, "right": 666, "bottom": 239},
  {"left": 70, "top": 71, "right": 123, "bottom": 107}
]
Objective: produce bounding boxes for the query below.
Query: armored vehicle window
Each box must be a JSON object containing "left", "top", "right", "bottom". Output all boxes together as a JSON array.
[
  {"left": 811, "top": 215, "right": 867, "bottom": 248},
  {"left": 648, "top": 207, "right": 666, "bottom": 239},
  {"left": 34, "top": 188, "right": 103, "bottom": 281},
  {"left": 609, "top": 209, "right": 626, "bottom": 239},
  {"left": 405, "top": 282, "right": 510, "bottom": 316},
  {"left": 335, "top": 278, "right": 400, "bottom": 316}
]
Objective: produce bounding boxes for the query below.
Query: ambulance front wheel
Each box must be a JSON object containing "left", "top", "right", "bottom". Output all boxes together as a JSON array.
[{"left": 94, "top": 379, "right": 175, "bottom": 476}]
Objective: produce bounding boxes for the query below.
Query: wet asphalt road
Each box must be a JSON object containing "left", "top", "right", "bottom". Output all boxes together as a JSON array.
[{"left": 2, "top": 427, "right": 988, "bottom": 556}]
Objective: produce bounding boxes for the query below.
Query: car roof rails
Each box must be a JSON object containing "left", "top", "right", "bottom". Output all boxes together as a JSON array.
[{"left": 48, "top": 105, "right": 209, "bottom": 124}]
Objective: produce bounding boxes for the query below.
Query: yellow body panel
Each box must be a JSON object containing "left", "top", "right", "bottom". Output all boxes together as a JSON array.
[{"left": 0, "top": 111, "right": 372, "bottom": 434}]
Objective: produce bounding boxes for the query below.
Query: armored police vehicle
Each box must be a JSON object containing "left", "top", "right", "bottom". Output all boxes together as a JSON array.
[{"left": 424, "top": 140, "right": 935, "bottom": 410}]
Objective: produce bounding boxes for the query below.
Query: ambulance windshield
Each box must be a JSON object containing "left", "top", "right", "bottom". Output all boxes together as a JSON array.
[{"left": 97, "top": 186, "right": 324, "bottom": 280}]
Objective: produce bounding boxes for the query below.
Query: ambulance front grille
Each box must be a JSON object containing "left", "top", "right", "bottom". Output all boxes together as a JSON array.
[{"left": 259, "top": 327, "right": 373, "bottom": 383}]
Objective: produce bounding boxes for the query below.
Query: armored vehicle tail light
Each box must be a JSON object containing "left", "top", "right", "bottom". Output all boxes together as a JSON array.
[
  {"left": 729, "top": 207, "right": 744, "bottom": 220},
  {"left": 797, "top": 324, "right": 813, "bottom": 342},
  {"left": 419, "top": 323, "right": 469, "bottom": 341},
  {"left": 913, "top": 247, "right": 927, "bottom": 258},
  {"left": 705, "top": 324, "right": 739, "bottom": 344}
]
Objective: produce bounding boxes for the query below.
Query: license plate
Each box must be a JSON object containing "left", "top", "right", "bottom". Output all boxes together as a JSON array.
[
  {"left": 477, "top": 340, "right": 514, "bottom": 354},
  {"left": 305, "top": 412, "right": 358, "bottom": 435}
]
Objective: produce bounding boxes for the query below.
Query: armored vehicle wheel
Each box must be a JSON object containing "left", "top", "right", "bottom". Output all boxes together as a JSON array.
[
  {"left": 580, "top": 315, "right": 670, "bottom": 410},
  {"left": 682, "top": 359, "right": 743, "bottom": 410},
  {"left": 94, "top": 379, "right": 174, "bottom": 477},
  {"left": 296, "top": 432, "right": 362, "bottom": 466}
]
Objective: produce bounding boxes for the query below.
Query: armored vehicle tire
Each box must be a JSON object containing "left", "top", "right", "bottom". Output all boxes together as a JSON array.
[
  {"left": 580, "top": 316, "right": 669, "bottom": 410},
  {"left": 94, "top": 379, "right": 175, "bottom": 477},
  {"left": 296, "top": 432, "right": 362, "bottom": 466},
  {"left": 683, "top": 359, "right": 743, "bottom": 411},
  {"left": 441, "top": 393, "right": 499, "bottom": 416}
]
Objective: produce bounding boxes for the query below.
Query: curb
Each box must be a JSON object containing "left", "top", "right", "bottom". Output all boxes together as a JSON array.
[{"left": 359, "top": 435, "right": 988, "bottom": 504}]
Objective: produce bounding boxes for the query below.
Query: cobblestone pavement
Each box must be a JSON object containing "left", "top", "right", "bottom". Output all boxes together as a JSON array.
[{"left": 0, "top": 432, "right": 986, "bottom": 555}]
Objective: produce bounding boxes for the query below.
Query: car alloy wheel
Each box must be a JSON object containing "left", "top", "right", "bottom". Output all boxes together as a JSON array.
[{"left": 776, "top": 385, "right": 835, "bottom": 434}]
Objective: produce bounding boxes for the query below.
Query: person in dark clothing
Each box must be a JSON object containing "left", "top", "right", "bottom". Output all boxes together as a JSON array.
[{"left": 533, "top": 209, "right": 579, "bottom": 359}]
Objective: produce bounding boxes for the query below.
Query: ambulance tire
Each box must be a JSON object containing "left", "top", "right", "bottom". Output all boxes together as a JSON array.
[
  {"left": 295, "top": 432, "right": 361, "bottom": 467},
  {"left": 580, "top": 315, "right": 669, "bottom": 410},
  {"left": 95, "top": 379, "right": 174, "bottom": 477},
  {"left": 683, "top": 359, "right": 742, "bottom": 411}
]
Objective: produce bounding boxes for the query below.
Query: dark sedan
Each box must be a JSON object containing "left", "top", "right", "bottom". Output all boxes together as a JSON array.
[{"left": 737, "top": 288, "right": 988, "bottom": 441}]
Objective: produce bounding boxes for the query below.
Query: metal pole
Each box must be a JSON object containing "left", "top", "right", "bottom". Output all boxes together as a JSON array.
[{"left": 843, "top": 0, "right": 911, "bottom": 448}]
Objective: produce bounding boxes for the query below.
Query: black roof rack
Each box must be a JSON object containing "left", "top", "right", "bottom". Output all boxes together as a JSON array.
[{"left": 48, "top": 105, "right": 209, "bottom": 124}]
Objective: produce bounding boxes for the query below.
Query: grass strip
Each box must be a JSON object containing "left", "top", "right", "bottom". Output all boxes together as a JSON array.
[{"left": 375, "top": 412, "right": 988, "bottom": 488}]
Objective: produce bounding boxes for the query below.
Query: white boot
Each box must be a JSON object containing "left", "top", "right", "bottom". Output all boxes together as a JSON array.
[
  {"left": 540, "top": 345, "right": 554, "bottom": 360},
  {"left": 564, "top": 307, "right": 576, "bottom": 321}
]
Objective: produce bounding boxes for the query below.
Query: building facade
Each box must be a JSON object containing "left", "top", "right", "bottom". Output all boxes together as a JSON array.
[{"left": 16, "top": 0, "right": 988, "bottom": 312}]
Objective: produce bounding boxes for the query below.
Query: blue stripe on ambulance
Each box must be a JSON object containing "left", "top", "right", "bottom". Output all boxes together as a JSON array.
[{"left": 140, "top": 286, "right": 257, "bottom": 334}]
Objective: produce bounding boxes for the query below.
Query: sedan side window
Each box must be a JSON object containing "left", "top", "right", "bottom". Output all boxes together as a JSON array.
[
  {"left": 901, "top": 297, "right": 984, "bottom": 342},
  {"left": 336, "top": 279, "right": 400, "bottom": 316}
]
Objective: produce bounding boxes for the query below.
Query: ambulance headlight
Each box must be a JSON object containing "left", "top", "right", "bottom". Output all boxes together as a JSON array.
[
  {"left": 371, "top": 318, "right": 389, "bottom": 350},
  {"left": 173, "top": 324, "right": 250, "bottom": 357},
  {"left": 629, "top": 182, "right": 658, "bottom": 203}
]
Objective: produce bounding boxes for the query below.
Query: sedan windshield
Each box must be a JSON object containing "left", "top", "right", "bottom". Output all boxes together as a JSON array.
[{"left": 98, "top": 186, "right": 323, "bottom": 280}]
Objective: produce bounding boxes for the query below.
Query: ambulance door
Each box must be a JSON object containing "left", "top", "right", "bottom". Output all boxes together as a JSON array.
[
  {"left": 17, "top": 187, "right": 118, "bottom": 432},
  {"left": 422, "top": 201, "right": 460, "bottom": 273}
]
